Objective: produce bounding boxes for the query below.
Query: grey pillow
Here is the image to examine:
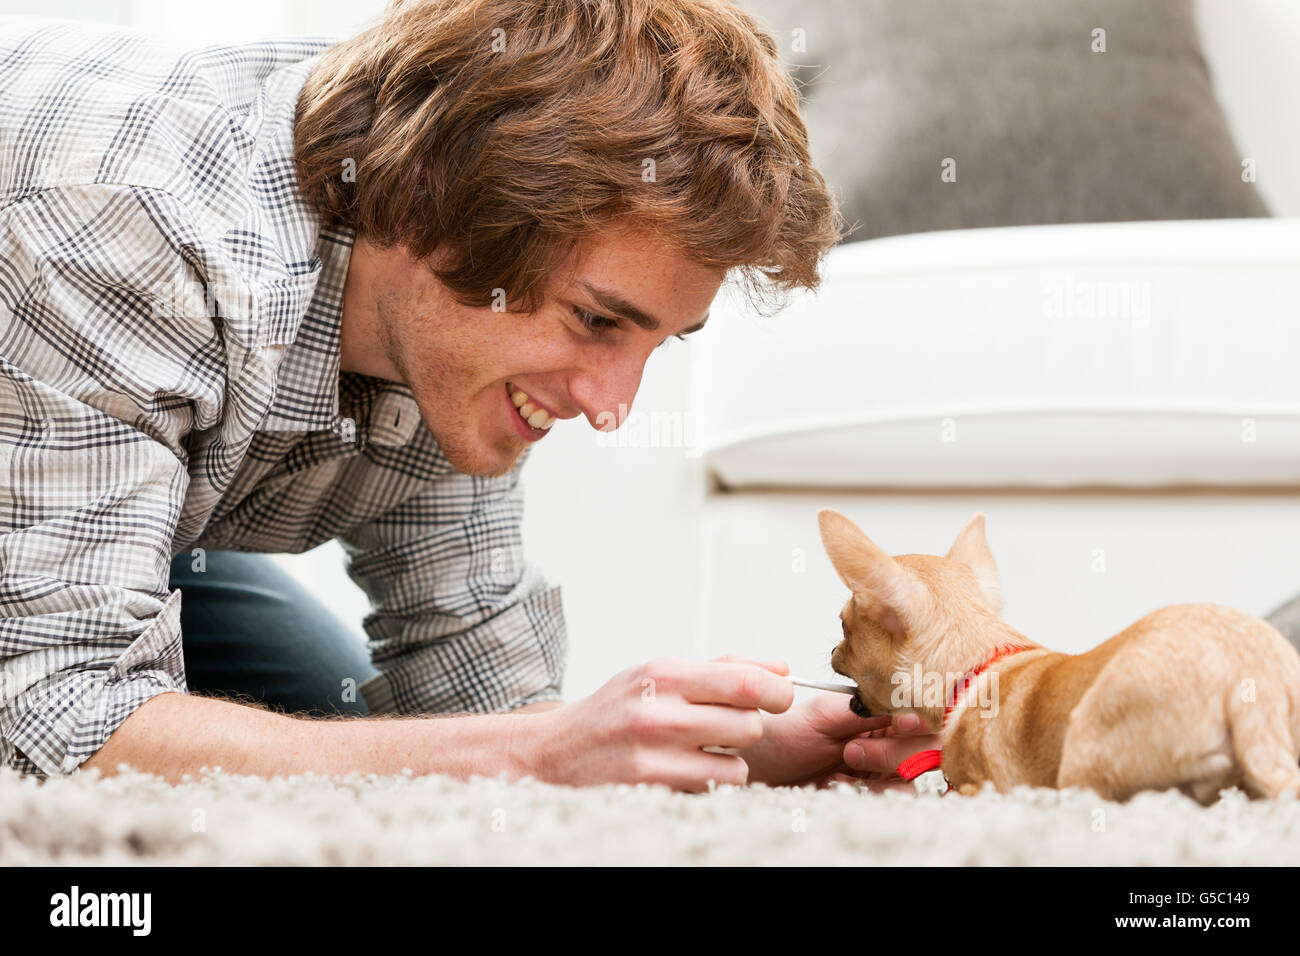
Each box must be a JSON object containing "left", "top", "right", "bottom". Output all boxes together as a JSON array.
[{"left": 740, "top": 0, "right": 1270, "bottom": 242}]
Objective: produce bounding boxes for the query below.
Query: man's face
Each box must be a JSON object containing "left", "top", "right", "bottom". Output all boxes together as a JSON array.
[{"left": 340, "top": 225, "right": 722, "bottom": 477}]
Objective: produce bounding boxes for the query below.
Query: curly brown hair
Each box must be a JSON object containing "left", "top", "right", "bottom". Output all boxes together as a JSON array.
[{"left": 293, "top": 0, "right": 844, "bottom": 316}]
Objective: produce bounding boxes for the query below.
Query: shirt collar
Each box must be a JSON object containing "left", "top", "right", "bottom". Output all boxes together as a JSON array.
[
  {"left": 252, "top": 55, "right": 420, "bottom": 448},
  {"left": 260, "top": 218, "right": 354, "bottom": 433},
  {"left": 260, "top": 218, "right": 423, "bottom": 449}
]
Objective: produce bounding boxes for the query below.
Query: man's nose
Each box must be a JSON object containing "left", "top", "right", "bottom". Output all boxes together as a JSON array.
[{"left": 570, "top": 351, "right": 647, "bottom": 432}]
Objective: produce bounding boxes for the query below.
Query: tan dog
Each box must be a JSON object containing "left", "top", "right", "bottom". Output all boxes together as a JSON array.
[{"left": 818, "top": 509, "right": 1300, "bottom": 805}]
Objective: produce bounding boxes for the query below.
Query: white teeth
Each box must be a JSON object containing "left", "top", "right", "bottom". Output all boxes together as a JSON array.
[{"left": 507, "top": 384, "right": 556, "bottom": 430}]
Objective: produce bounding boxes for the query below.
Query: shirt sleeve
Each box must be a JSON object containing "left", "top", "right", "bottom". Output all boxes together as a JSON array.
[
  {"left": 0, "top": 185, "right": 211, "bottom": 777},
  {"left": 339, "top": 452, "right": 567, "bottom": 716}
]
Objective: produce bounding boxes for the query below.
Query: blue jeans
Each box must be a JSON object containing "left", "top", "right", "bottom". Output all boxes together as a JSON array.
[{"left": 168, "top": 550, "right": 380, "bottom": 716}]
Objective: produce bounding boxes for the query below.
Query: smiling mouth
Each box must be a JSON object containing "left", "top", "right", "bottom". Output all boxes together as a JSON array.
[{"left": 506, "top": 382, "right": 557, "bottom": 431}]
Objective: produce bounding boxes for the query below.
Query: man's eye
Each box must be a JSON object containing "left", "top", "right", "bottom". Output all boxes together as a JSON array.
[
  {"left": 574, "top": 306, "right": 619, "bottom": 334},
  {"left": 573, "top": 305, "right": 691, "bottom": 347}
]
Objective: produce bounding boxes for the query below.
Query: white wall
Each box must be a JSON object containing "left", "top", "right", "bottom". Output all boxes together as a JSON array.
[
  {"left": 1195, "top": 0, "right": 1300, "bottom": 217},
  {"left": 517, "top": 344, "right": 708, "bottom": 698},
  {"left": 123, "top": 0, "right": 381, "bottom": 43},
  {"left": 0, "top": 0, "right": 383, "bottom": 39}
]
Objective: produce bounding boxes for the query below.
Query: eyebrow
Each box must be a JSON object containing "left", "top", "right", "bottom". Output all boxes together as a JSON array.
[{"left": 578, "top": 281, "right": 709, "bottom": 336}]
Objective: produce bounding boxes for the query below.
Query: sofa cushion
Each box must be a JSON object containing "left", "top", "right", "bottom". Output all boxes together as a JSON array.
[{"left": 692, "top": 219, "right": 1300, "bottom": 488}]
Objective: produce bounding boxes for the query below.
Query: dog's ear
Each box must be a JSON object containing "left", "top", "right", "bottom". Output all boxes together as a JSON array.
[
  {"left": 946, "top": 513, "right": 1004, "bottom": 614},
  {"left": 817, "top": 509, "right": 927, "bottom": 638}
]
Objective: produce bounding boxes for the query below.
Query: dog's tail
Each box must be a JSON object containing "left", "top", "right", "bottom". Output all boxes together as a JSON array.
[{"left": 1227, "top": 667, "right": 1300, "bottom": 799}]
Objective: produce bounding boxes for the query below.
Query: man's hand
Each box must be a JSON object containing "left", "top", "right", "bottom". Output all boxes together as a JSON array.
[
  {"left": 831, "top": 711, "right": 941, "bottom": 791},
  {"left": 521, "top": 656, "right": 794, "bottom": 791},
  {"left": 739, "top": 690, "right": 942, "bottom": 791}
]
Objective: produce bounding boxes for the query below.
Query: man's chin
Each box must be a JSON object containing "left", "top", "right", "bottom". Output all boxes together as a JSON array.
[{"left": 439, "top": 436, "right": 525, "bottom": 478}]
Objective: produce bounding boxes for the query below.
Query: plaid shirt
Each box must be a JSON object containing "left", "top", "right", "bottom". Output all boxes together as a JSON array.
[{"left": 0, "top": 17, "right": 567, "bottom": 778}]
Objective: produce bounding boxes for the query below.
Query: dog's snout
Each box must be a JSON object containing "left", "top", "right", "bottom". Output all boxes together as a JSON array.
[{"left": 848, "top": 694, "right": 872, "bottom": 718}]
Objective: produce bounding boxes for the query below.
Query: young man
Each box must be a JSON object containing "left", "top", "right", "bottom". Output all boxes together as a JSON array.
[{"left": 0, "top": 1, "right": 936, "bottom": 789}]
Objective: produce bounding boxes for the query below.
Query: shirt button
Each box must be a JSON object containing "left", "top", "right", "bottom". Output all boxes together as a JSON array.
[{"left": 333, "top": 415, "right": 358, "bottom": 446}]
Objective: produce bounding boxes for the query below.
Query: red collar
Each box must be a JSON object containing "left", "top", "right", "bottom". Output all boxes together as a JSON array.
[{"left": 894, "top": 644, "right": 1034, "bottom": 787}]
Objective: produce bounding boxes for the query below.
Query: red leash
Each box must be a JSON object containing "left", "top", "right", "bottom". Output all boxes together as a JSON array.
[{"left": 893, "top": 644, "right": 1032, "bottom": 792}]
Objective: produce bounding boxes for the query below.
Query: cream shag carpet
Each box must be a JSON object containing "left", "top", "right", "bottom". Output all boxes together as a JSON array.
[{"left": 4, "top": 768, "right": 1299, "bottom": 866}]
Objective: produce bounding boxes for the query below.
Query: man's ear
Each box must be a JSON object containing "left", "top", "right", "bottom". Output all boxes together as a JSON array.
[
  {"left": 946, "top": 512, "right": 1004, "bottom": 614},
  {"left": 817, "top": 509, "right": 926, "bottom": 638}
]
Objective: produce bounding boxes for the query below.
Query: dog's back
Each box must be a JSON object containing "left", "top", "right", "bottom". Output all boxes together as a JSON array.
[{"left": 1056, "top": 603, "right": 1300, "bottom": 804}]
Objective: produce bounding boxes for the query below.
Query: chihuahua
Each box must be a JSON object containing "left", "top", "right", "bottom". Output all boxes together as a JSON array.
[{"left": 818, "top": 509, "right": 1300, "bottom": 805}]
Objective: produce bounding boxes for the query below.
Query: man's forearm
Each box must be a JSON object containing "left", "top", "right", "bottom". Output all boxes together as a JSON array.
[{"left": 79, "top": 691, "right": 547, "bottom": 784}]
